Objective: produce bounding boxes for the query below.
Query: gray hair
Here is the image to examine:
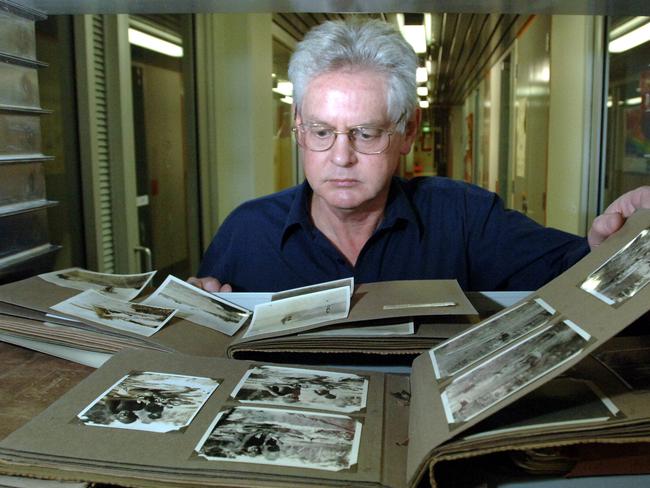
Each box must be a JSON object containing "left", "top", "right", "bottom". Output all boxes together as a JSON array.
[{"left": 288, "top": 19, "right": 418, "bottom": 133}]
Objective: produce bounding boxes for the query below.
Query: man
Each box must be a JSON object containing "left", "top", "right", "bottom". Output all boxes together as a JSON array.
[{"left": 190, "top": 19, "right": 649, "bottom": 293}]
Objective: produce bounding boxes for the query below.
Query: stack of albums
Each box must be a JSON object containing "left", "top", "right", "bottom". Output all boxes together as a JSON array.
[
  {"left": 0, "top": 211, "right": 649, "bottom": 487},
  {"left": 0, "top": 265, "right": 479, "bottom": 367}
]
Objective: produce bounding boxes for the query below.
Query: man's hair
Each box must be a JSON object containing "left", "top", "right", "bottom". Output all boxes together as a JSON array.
[{"left": 288, "top": 19, "right": 418, "bottom": 132}]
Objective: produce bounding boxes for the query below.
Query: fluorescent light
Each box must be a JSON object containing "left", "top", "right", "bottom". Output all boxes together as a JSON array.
[
  {"left": 416, "top": 67, "right": 428, "bottom": 83},
  {"left": 272, "top": 81, "right": 293, "bottom": 97},
  {"left": 417, "top": 86, "right": 429, "bottom": 96},
  {"left": 128, "top": 28, "right": 183, "bottom": 57},
  {"left": 609, "top": 21, "right": 650, "bottom": 53},
  {"left": 625, "top": 96, "right": 642, "bottom": 105},
  {"left": 419, "top": 100, "right": 430, "bottom": 108},
  {"left": 402, "top": 24, "right": 427, "bottom": 53},
  {"left": 280, "top": 96, "right": 293, "bottom": 105}
]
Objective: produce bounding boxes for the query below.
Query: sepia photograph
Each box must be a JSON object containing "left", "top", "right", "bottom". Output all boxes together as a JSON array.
[
  {"left": 230, "top": 365, "right": 368, "bottom": 413},
  {"left": 51, "top": 289, "right": 177, "bottom": 336},
  {"left": 462, "top": 377, "right": 619, "bottom": 440},
  {"left": 244, "top": 286, "right": 351, "bottom": 339},
  {"left": 39, "top": 267, "right": 156, "bottom": 301},
  {"left": 195, "top": 406, "right": 361, "bottom": 471},
  {"left": 580, "top": 227, "right": 650, "bottom": 305},
  {"left": 78, "top": 371, "right": 220, "bottom": 432},
  {"left": 142, "top": 275, "right": 250, "bottom": 336},
  {"left": 441, "top": 320, "right": 590, "bottom": 424},
  {"left": 430, "top": 298, "right": 556, "bottom": 379}
]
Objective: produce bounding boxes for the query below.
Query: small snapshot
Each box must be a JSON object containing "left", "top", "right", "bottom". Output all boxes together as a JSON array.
[
  {"left": 580, "top": 227, "right": 650, "bottom": 305},
  {"left": 142, "top": 275, "right": 250, "bottom": 336},
  {"left": 230, "top": 365, "right": 368, "bottom": 413},
  {"left": 244, "top": 286, "right": 351, "bottom": 339},
  {"left": 195, "top": 406, "right": 361, "bottom": 471},
  {"left": 78, "top": 371, "right": 220, "bottom": 432},
  {"left": 441, "top": 319, "right": 590, "bottom": 424},
  {"left": 51, "top": 289, "right": 177, "bottom": 336},
  {"left": 39, "top": 267, "right": 156, "bottom": 301},
  {"left": 430, "top": 298, "right": 555, "bottom": 379}
]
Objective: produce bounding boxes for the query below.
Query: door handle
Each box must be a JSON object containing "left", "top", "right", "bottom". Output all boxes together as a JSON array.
[{"left": 134, "top": 246, "right": 153, "bottom": 272}]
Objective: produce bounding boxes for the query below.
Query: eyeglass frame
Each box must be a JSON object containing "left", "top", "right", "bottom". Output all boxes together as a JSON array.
[{"left": 291, "top": 112, "right": 407, "bottom": 155}]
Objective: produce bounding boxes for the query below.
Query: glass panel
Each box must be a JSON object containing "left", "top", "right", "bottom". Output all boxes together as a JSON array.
[{"left": 604, "top": 16, "right": 650, "bottom": 208}]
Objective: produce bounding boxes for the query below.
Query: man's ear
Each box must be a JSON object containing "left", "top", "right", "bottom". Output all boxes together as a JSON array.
[{"left": 399, "top": 107, "right": 422, "bottom": 155}]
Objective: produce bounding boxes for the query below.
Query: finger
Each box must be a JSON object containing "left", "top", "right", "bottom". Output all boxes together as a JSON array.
[
  {"left": 220, "top": 283, "right": 233, "bottom": 292},
  {"left": 587, "top": 212, "right": 625, "bottom": 249}
]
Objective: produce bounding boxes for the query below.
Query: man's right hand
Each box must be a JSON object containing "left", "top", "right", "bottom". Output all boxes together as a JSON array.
[{"left": 187, "top": 276, "right": 233, "bottom": 292}]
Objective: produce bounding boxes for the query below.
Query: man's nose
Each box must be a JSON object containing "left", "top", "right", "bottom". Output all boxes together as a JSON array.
[{"left": 329, "top": 133, "right": 357, "bottom": 167}]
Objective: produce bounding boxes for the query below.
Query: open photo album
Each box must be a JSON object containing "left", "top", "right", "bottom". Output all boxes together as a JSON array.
[{"left": 0, "top": 209, "right": 649, "bottom": 488}]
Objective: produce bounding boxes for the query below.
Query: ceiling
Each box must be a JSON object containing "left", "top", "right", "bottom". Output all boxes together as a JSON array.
[{"left": 272, "top": 13, "right": 530, "bottom": 107}]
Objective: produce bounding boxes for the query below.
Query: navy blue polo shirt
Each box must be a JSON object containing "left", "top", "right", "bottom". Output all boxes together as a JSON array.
[{"left": 197, "top": 177, "right": 589, "bottom": 292}]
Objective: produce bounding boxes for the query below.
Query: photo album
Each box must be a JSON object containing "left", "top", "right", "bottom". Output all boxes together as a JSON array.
[
  {"left": 0, "top": 265, "right": 479, "bottom": 366},
  {"left": 0, "top": 209, "right": 649, "bottom": 488}
]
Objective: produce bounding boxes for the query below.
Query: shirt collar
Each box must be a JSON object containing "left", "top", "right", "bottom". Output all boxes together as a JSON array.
[{"left": 280, "top": 178, "right": 422, "bottom": 247}]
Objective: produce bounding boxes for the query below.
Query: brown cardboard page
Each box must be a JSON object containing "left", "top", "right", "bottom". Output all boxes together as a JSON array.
[
  {"left": 404, "top": 209, "right": 650, "bottom": 487},
  {"left": 230, "top": 279, "right": 476, "bottom": 344},
  {"left": 0, "top": 349, "right": 392, "bottom": 488}
]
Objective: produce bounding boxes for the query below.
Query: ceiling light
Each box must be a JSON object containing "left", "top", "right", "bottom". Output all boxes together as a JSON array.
[
  {"left": 272, "top": 81, "right": 293, "bottom": 97},
  {"left": 625, "top": 96, "right": 642, "bottom": 105},
  {"left": 419, "top": 100, "right": 430, "bottom": 109},
  {"left": 417, "top": 86, "right": 429, "bottom": 96},
  {"left": 280, "top": 96, "right": 293, "bottom": 105},
  {"left": 609, "top": 20, "right": 650, "bottom": 53},
  {"left": 416, "top": 67, "right": 428, "bottom": 83},
  {"left": 397, "top": 13, "right": 427, "bottom": 54},
  {"left": 128, "top": 28, "right": 183, "bottom": 57}
]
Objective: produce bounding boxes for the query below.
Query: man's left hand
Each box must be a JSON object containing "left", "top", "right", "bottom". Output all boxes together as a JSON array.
[{"left": 588, "top": 186, "right": 650, "bottom": 249}]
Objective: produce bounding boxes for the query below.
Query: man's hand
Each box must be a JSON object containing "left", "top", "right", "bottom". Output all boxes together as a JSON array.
[
  {"left": 588, "top": 186, "right": 650, "bottom": 249},
  {"left": 187, "top": 276, "right": 233, "bottom": 292}
]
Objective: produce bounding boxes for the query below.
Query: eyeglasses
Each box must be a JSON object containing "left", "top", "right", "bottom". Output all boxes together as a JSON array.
[{"left": 292, "top": 115, "right": 404, "bottom": 155}]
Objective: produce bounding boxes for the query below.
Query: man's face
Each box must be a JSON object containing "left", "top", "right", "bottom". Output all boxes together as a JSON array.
[{"left": 297, "top": 69, "right": 417, "bottom": 214}]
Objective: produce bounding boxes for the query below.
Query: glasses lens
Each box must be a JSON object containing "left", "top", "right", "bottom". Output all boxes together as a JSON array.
[
  {"left": 350, "top": 127, "right": 389, "bottom": 154},
  {"left": 301, "top": 126, "right": 334, "bottom": 151}
]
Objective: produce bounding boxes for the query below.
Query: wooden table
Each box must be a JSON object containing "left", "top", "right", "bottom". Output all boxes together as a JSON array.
[{"left": 0, "top": 341, "right": 93, "bottom": 440}]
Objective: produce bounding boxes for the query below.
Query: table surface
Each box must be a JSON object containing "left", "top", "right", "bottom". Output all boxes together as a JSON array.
[{"left": 0, "top": 341, "right": 93, "bottom": 441}]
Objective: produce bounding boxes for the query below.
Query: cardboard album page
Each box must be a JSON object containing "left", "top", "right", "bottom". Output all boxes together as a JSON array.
[
  {"left": 405, "top": 209, "right": 650, "bottom": 487},
  {"left": 0, "top": 349, "right": 413, "bottom": 488}
]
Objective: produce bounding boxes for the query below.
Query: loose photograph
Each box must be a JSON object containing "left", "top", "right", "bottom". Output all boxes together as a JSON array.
[
  {"left": 142, "top": 275, "right": 250, "bottom": 336},
  {"left": 78, "top": 371, "right": 220, "bottom": 432},
  {"left": 244, "top": 286, "right": 351, "bottom": 339},
  {"left": 39, "top": 267, "right": 156, "bottom": 301},
  {"left": 230, "top": 365, "right": 368, "bottom": 413},
  {"left": 580, "top": 227, "right": 650, "bottom": 305},
  {"left": 195, "top": 406, "right": 361, "bottom": 471},
  {"left": 430, "top": 298, "right": 555, "bottom": 379},
  {"left": 51, "top": 289, "right": 177, "bottom": 336},
  {"left": 441, "top": 320, "right": 590, "bottom": 424}
]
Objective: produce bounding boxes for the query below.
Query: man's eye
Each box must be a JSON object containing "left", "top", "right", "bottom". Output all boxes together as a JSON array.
[
  {"left": 310, "top": 127, "right": 333, "bottom": 138},
  {"left": 353, "top": 127, "right": 382, "bottom": 140}
]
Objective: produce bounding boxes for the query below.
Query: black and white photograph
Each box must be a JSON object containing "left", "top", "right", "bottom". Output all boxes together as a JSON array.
[
  {"left": 243, "top": 286, "right": 351, "bottom": 339},
  {"left": 78, "top": 371, "right": 220, "bottom": 432},
  {"left": 51, "top": 289, "right": 177, "bottom": 336},
  {"left": 195, "top": 406, "right": 361, "bottom": 471},
  {"left": 230, "top": 365, "right": 368, "bottom": 413},
  {"left": 141, "top": 275, "right": 250, "bottom": 336},
  {"left": 270, "top": 277, "right": 354, "bottom": 301},
  {"left": 39, "top": 267, "right": 156, "bottom": 301},
  {"left": 441, "top": 320, "right": 590, "bottom": 424},
  {"left": 299, "top": 321, "right": 414, "bottom": 337},
  {"left": 580, "top": 227, "right": 650, "bottom": 305},
  {"left": 430, "top": 298, "right": 556, "bottom": 379},
  {"left": 463, "top": 378, "right": 619, "bottom": 440}
]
